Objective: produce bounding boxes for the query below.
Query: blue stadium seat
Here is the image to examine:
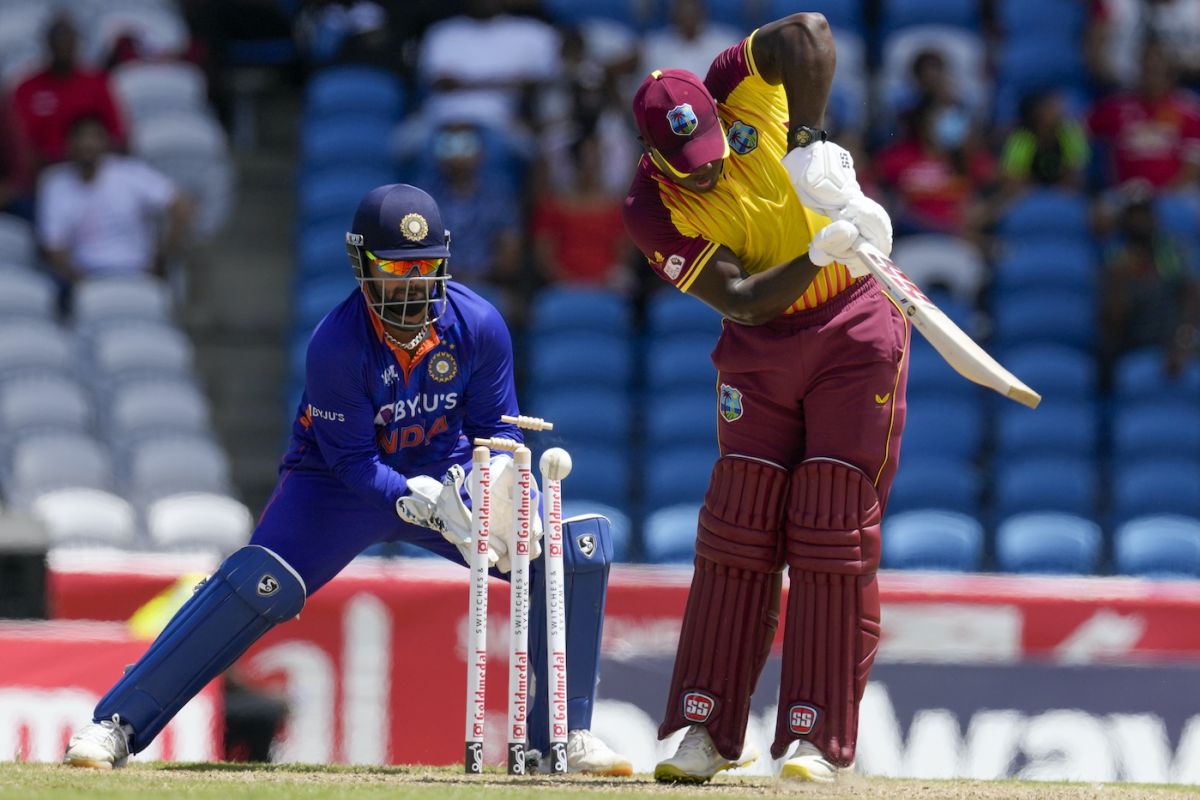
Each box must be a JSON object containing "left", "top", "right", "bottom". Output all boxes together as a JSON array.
[
  {"left": 307, "top": 66, "right": 404, "bottom": 121},
  {"left": 646, "top": 290, "right": 723, "bottom": 338},
  {"left": 1113, "top": 402, "right": 1200, "bottom": 462},
  {"left": 991, "top": 290, "right": 1095, "bottom": 351},
  {"left": 995, "top": 400, "right": 1098, "bottom": 460},
  {"left": 297, "top": 221, "right": 352, "bottom": 281},
  {"left": 302, "top": 117, "right": 394, "bottom": 172},
  {"left": 999, "top": 345, "right": 1096, "bottom": 403},
  {"left": 996, "top": 512, "right": 1102, "bottom": 575},
  {"left": 299, "top": 167, "right": 396, "bottom": 228},
  {"left": 1114, "top": 348, "right": 1200, "bottom": 405},
  {"left": 992, "top": 456, "right": 1097, "bottom": 519},
  {"left": 883, "top": 510, "right": 984, "bottom": 571},
  {"left": 900, "top": 397, "right": 984, "bottom": 460},
  {"left": 905, "top": 344, "right": 980, "bottom": 401},
  {"left": 996, "top": 190, "right": 1090, "bottom": 239},
  {"left": 645, "top": 389, "right": 716, "bottom": 449},
  {"left": 527, "top": 334, "right": 634, "bottom": 395},
  {"left": 997, "top": 0, "right": 1086, "bottom": 41},
  {"left": 529, "top": 288, "right": 631, "bottom": 337},
  {"left": 1154, "top": 192, "right": 1200, "bottom": 244},
  {"left": 561, "top": 500, "right": 633, "bottom": 562},
  {"left": 1114, "top": 515, "right": 1200, "bottom": 579},
  {"left": 533, "top": 390, "right": 631, "bottom": 447},
  {"left": 644, "top": 445, "right": 716, "bottom": 513},
  {"left": 765, "top": 0, "right": 864, "bottom": 34},
  {"left": 644, "top": 335, "right": 716, "bottom": 394},
  {"left": 293, "top": 275, "right": 356, "bottom": 334},
  {"left": 542, "top": 0, "right": 659, "bottom": 29},
  {"left": 886, "top": 456, "right": 981, "bottom": 516},
  {"left": 1112, "top": 459, "right": 1200, "bottom": 524},
  {"left": 552, "top": 443, "right": 630, "bottom": 510},
  {"left": 993, "top": 238, "right": 1096, "bottom": 296},
  {"left": 995, "top": 38, "right": 1087, "bottom": 123},
  {"left": 643, "top": 503, "right": 700, "bottom": 563},
  {"left": 880, "top": 0, "right": 978, "bottom": 34}
]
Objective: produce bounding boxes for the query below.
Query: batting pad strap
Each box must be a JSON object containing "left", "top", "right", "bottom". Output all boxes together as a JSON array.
[
  {"left": 94, "top": 545, "right": 305, "bottom": 752},
  {"left": 773, "top": 459, "right": 881, "bottom": 765},
  {"left": 696, "top": 454, "right": 789, "bottom": 571}
]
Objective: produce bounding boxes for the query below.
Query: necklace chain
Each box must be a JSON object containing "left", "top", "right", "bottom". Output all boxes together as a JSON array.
[{"left": 385, "top": 324, "right": 429, "bottom": 351}]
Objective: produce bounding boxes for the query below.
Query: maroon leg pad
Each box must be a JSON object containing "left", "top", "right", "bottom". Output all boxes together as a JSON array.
[
  {"left": 773, "top": 459, "right": 881, "bottom": 766},
  {"left": 659, "top": 455, "right": 787, "bottom": 761}
]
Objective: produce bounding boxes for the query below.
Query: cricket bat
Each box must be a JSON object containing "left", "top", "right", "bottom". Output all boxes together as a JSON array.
[{"left": 854, "top": 241, "right": 1041, "bottom": 409}]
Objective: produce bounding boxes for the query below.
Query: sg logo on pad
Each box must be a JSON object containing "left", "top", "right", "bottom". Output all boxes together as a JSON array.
[{"left": 682, "top": 690, "right": 716, "bottom": 722}]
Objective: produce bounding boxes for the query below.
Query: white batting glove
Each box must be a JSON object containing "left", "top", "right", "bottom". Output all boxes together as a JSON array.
[
  {"left": 397, "top": 466, "right": 497, "bottom": 567},
  {"left": 484, "top": 454, "right": 543, "bottom": 574},
  {"left": 782, "top": 140, "right": 861, "bottom": 216},
  {"left": 808, "top": 219, "right": 868, "bottom": 276},
  {"left": 837, "top": 193, "right": 892, "bottom": 257}
]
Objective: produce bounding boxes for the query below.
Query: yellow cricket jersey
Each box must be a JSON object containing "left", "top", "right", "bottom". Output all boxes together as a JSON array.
[{"left": 623, "top": 32, "right": 854, "bottom": 313}]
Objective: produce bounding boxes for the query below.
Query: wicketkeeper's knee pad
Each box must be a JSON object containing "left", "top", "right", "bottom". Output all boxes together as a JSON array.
[
  {"left": 773, "top": 458, "right": 881, "bottom": 766},
  {"left": 95, "top": 545, "right": 306, "bottom": 752},
  {"left": 528, "top": 514, "right": 611, "bottom": 752},
  {"left": 660, "top": 454, "right": 788, "bottom": 761}
]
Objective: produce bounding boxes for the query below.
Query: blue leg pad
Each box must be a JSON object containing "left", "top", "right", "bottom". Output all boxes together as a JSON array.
[
  {"left": 94, "top": 545, "right": 306, "bottom": 753},
  {"left": 529, "top": 514, "right": 612, "bottom": 752}
]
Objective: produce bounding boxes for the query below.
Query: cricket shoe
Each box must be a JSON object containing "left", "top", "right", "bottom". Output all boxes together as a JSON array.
[
  {"left": 654, "top": 725, "right": 757, "bottom": 784},
  {"left": 63, "top": 714, "right": 132, "bottom": 769},
  {"left": 528, "top": 730, "right": 634, "bottom": 776},
  {"left": 779, "top": 740, "right": 852, "bottom": 783}
]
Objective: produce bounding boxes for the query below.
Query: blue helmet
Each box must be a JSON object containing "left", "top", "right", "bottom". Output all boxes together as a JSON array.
[{"left": 345, "top": 184, "right": 452, "bottom": 330}]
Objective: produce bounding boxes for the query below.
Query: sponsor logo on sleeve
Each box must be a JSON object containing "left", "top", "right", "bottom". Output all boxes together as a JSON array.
[
  {"left": 719, "top": 384, "right": 743, "bottom": 422},
  {"left": 665, "top": 254, "right": 685, "bottom": 280},
  {"left": 309, "top": 405, "right": 346, "bottom": 422}
]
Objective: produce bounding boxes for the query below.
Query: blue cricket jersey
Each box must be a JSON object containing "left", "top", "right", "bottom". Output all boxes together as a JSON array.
[{"left": 282, "top": 283, "right": 522, "bottom": 513}]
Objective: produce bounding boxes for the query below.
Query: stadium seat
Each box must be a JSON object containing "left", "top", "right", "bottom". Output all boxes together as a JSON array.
[
  {"left": 146, "top": 492, "right": 254, "bottom": 555},
  {"left": 0, "top": 214, "right": 35, "bottom": 266},
  {"left": 30, "top": 488, "right": 137, "bottom": 549},
  {"left": 646, "top": 290, "right": 723, "bottom": 338},
  {"left": 299, "top": 167, "right": 397, "bottom": 229},
  {"left": 993, "top": 237, "right": 1096, "bottom": 296},
  {"left": 905, "top": 344, "right": 981, "bottom": 402},
  {"left": 527, "top": 335, "right": 634, "bottom": 396},
  {"left": 531, "top": 390, "right": 631, "bottom": 448},
  {"left": 991, "top": 290, "right": 1095, "bottom": 351},
  {"left": 0, "top": 375, "right": 91, "bottom": 447},
  {"left": 883, "top": 510, "right": 984, "bottom": 571},
  {"left": 992, "top": 456, "right": 1097, "bottom": 519},
  {"left": 996, "top": 512, "right": 1102, "bottom": 575},
  {"left": 994, "top": 38, "right": 1087, "bottom": 123},
  {"left": 302, "top": 117, "right": 395, "bottom": 173},
  {"left": 1114, "top": 348, "right": 1200, "bottom": 405},
  {"left": 0, "top": 321, "right": 75, "bottom": 382},
  {"left": 880, "top": 0, "right": 980, "bottom": 34},
  {"left": 888, "top": 235, "right": 986, "bottom": 305},
  {"left": 84, "top": 4, "right": 189, "bottom": 66},
  {"left": 93, "top": 324, "right": 195, "bottom": 385},
  {"left": 995, "top": 400, "right": 1098, "bottom": 460},
  {"left": 1114, "top": 515, "right": 1200, "bottom": 579},
  {"left": 561, "top": 500, "right": 633, "bottom": 562},
  {"left": 294, "top": 275, "right": 356, "bottom": 334},
  {"left": 999, "top": 345, "right": 1096, "bottom": 403},
  {"left": 1112, "top": 459, "right": 1200, "bottom": 524},
  {"left": 645, "top": 389, "right": 716, "bottom": 449},
  {"left": 1113, "top": 402, "right": 1200, "bottom": 462},
  {"left": 996, "top": 0, "right": 1086, "bottom": 40},
  {"left": 72, "top": 276, "right": 173, "bottom": 331},
  {"left": 132, "top": 112, "right": 227, "bottom": 161},
  {"left": 644, "top": 444, "right": 715, "bottom": 513},
  {"left": 996, "top": 190, "right": 1090, "bottom": 239},
  {"left": 644, "top": 335, "right": 716, "bottom": 395},
  {"left": 528, "top": 288, "right": 631, "bottom": 338},
  {"left": 886, "top": 456, "right": 981, "bottom": 516},
  {"left": 111, "top": 61, "right": 208, "bottom": 124},
  {"left": 0, "top": 269, "right": 56, "bottom": 320},
  {"left": 898, "top": 396, "right": 984, "bottom": 460},
  {"left": 548, "top": 442, "right": 629, "bottom": 510},
  {"left": 7, "top": 433, "right": 114, "bottom": 507},
  {"left": 643, "top": 503, "right": 700, "bottom": 564},
  {"left": 1154, "top": 192, "right": 1200, "bottom": 244},
  {"left": 109, "top": 380, "right": 213, "bottom": 450},
  {"left": 297, "top": 221, "right": 352, "bottom": 281},
  {"left": 307, "top": 66, "right": 405, "bottom": 121}
]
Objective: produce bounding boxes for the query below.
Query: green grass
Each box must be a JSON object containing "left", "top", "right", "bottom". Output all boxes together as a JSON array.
[{"left": 2, "top": 763, "right": 1199, "bottom": 800}]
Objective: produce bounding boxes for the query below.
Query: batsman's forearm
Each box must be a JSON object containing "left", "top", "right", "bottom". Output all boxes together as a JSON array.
[{"left": 727, "top": 256, "right": 822, "bottom": 325}]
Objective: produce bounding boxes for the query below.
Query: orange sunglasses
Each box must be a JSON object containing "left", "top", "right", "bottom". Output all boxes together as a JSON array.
[{"left": 366, "top": 251, "right": 445, "bottom": 277}]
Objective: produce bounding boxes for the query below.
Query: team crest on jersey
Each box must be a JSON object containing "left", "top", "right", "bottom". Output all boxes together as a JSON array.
[
  {"left": 667, "top": 103, "right": 698, "bottom": 136},
  {"left": 400, "top": 213, "right": 428, "bottom": 242},
  {"left": 727, "top": 120, "right": 758, "bottom": 154},
  {"left": 719, "top": 384, "right": 743, "bottom": 422},
  {"left": 428, "top": 351, "right": 458, "bottom": 382}
]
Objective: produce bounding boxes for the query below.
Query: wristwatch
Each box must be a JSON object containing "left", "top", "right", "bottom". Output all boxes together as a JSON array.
[{"left": 787, "top": 124, "right": 827, "bottom": 150}]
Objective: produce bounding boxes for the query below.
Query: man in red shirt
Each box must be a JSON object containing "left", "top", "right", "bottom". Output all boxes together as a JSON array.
[{"left": 12, "top": 13, "right": 127, "bottom": 167}]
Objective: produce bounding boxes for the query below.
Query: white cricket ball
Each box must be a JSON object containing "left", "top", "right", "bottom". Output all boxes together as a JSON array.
[{"left": 539, "top": 448, "right": 573, "bottom": 481}]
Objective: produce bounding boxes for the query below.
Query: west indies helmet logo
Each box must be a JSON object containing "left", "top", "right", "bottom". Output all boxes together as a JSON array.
[{"left": 667, "top": 103, "right": 698, "bottom": 136}]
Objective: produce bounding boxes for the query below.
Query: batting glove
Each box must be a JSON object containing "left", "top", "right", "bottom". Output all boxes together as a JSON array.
[
  {"left": 808, "top": 219, "right": 868, "bottom": 276},
  {"left": 837, "top": 193, "right": 892, "bottom": 257},
  {"left": 782, "top": 140, "right": 862, "bottom": 217}
]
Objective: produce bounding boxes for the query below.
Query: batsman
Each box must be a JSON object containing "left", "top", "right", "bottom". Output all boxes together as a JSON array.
[
  {"left": 63, "top": 183, "right": 631, "bottom": 776},
  {"left": 623, "top": 13, "right": 908, "bottom": 784}
]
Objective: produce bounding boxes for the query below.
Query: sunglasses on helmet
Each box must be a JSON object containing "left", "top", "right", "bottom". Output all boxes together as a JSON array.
[{"left": 366, "top": 251, "right": 445, "bottom": 277}]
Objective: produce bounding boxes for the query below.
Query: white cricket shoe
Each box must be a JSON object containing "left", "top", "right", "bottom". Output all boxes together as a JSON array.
[
  {"left": 654, "top": 725, "right": 758, "bottom": 784},
  {"left": 63, "top": 714, "right": 132, "bottom": 769},
  {"left": 779, "top": 739, "right": 852, "bottom": 783},
  {"left": 531, "top": 730, "right": 634, "bottom": 776}
]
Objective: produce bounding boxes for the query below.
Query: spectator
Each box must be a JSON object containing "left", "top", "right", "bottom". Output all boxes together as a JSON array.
[
  {"left": 1000, "top": 92, "right": 1091, "bottom": 192},
  {"left": 1098, "top": 184, "right": 1200, "bottom": 377},
  {"left": 36, "top": 115, "right": 192, "bottom": 286},
  {"left": 1087, "top": 39, "right": 1200, "bottom": 190},
  {"left": 294, "top": 0, "right": 394, "bottom": 68},
  {"left": 874, "top": 96, "right": 996, "bottom": 238},
  {"left": 532, "top": 133, "right": 633, "bottom": 289},
  {"left": 640, "top": 0, "right": 741, "bottom": 83},
  {"left": 419, "top": 123, "right": 521, "bottom": 293},
  {"left": 0, "top": 93, "right": 34, "bottom": 219},
  {"left": 12, "top": 13, "right": 127, "bottom": 167},
  {"left": 1088, "top": 0, "right": 1200, "bottom": 90}
]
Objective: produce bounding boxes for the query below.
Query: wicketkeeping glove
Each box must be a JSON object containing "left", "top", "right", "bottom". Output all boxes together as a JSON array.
[
  {"left": 483, "top": 454, "right": 543, "bottom": 574},
  {"left": 396, "top": 466, "right": 498, "bottom": 568}
]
